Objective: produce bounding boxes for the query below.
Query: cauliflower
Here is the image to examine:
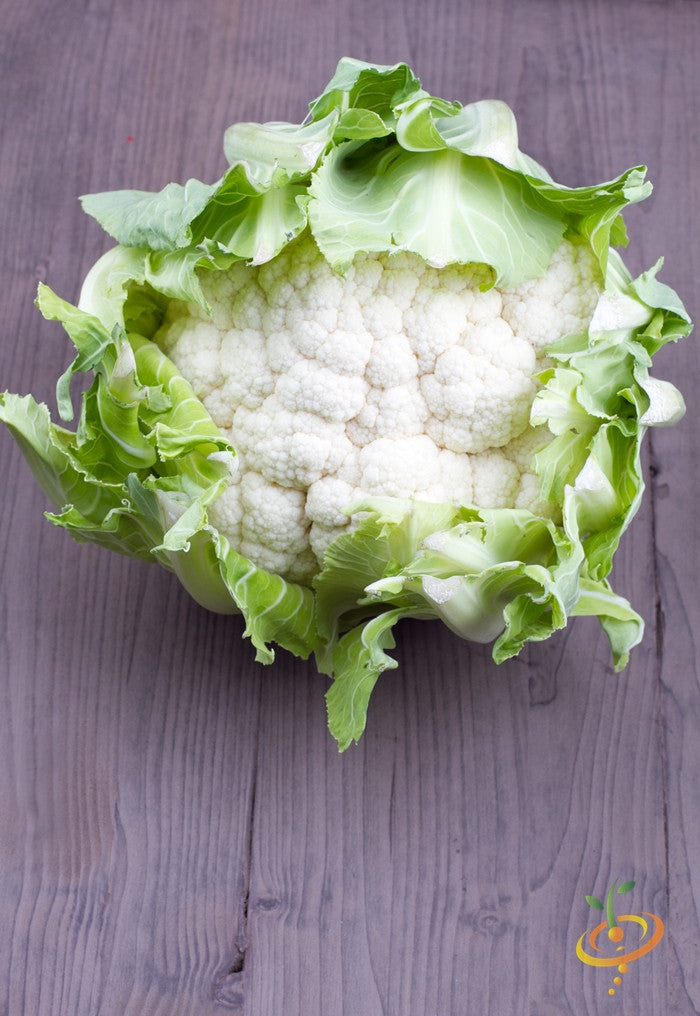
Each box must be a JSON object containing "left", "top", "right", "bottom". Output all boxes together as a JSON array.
[
  {"left": 2, "top": 58, "right": 689, "bottom": 748},
  {"left": 155, "top": 233, "right": 600, "bottom": 583}
]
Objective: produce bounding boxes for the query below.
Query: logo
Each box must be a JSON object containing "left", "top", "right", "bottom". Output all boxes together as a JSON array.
[{"left": 576, "top": 879, "right": 664, "bottom": 998}]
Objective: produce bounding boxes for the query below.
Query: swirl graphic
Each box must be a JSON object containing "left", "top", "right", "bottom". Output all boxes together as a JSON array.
[{"left": 576, "top": 912, "right": 665, "bottom": 967}]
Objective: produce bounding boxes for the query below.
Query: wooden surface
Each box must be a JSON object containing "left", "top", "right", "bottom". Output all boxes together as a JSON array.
[{"left": 1, "top": 1, "right": 698, "bottom": 1013}]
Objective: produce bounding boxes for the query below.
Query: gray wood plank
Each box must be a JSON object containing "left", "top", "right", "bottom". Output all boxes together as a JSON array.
[{"left": 1, "top": 1, "right": 698, "bottom": 1014}]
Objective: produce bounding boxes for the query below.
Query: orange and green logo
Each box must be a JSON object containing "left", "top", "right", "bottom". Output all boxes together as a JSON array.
[{"left": 576, "top": 879, "right": 665, "bottom": 998}]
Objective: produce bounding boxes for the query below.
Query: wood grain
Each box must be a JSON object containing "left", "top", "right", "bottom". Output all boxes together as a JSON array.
[{"left": 1, "top": 1, "right": 698, "bottom": 1014}]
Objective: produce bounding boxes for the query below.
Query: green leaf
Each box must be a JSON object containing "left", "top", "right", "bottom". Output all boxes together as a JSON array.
[
  {"left": 153, "top": 503, "right": 319, "bottom": 660},
  {"left": 323, "top": 608, "right": 409, "bottom": 751},
  {"left": 586, "top": 895, "right": 605, "bottom": 910},
  {"left": 81, "top": 178, "right": 218, "bottom": 250},
  {"left": 192, "top": 171, "right": 308, "bottom": 265},
  {"left": 0, "top": 392, "right": 122, "bottom": 517},
  {"left": 308, "top": 58, "right": 423, "bottom": 128},
  {"left": 222, "top": 112, "right": 338, "bottom": 186},
  {"left": 308, "top": 142, "right": 565, "bottom": 284},
  {"left": 572, "top": 579, "right": 644, "bottom": 671},
  {"left": 6, "top": 277, "right": 318, "bottom": 662},
  {"left": 617, "top": 880, "right": 636, "bottom": 894},
  {"left": 315, "top": 498, "right": 585, "bottom": 680}
]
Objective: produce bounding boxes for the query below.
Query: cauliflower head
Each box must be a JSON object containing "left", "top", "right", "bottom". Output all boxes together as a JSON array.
[{"left": 155, "top": 233, "right": 601, "bottom": 583}]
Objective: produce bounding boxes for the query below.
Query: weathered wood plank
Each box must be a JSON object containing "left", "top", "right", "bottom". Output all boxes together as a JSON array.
[
  {"left": 1, "top": 1, "right": 698, "bottom": 1014},
  {"left": 647, "top": 20, "right": 700, "bottom": 1002}
]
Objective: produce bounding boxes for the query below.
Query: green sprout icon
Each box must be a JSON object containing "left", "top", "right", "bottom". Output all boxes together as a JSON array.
[{"left": 586, "top": 879, "right": 636, "bottom": 942}]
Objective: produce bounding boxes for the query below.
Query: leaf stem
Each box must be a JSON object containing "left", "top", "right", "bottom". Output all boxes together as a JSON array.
[{"left": 606, "top": 879, "right": 619, "bottom": 929}]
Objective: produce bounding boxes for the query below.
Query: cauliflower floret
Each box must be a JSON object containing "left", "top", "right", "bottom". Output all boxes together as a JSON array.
[
  {"left": 153, "top": 233, "right": 602, "bottom": 583},
  {"left": 358, "top": 436, "right": 443, "bottom": 497},
  {"left": 471, "top": 450, "right": 521, "bottom": 508},
  {"left": 437, "top": 449, "right": 474, "bottom": 505},
  {"left": 500, "top": 240, "right": 601, "bottom": 354},
  {"left": 468, "top": 284, "right": 503, "bottom": 324},
  {"left": 285, "top": 296, "right": 339, "bottom": 337},
  {"left": 159, "top": 319, "right": 223, "bottom": 400},
  {"left": 218, "top": 328, "right": 274, "bottom": 418},
  {"left": 514, "top": 471, "right": 550, "bottom": 515},
  {"left": 374, "top": 252, "right": 423, "bottom": 309},
  {"left": 364, "top": 333, "right": 417, "bottom": 388},
  {"left": 233, "top": 396, "right": 353, "bottom": 489},
  {"left": 304, "top": 328, "right": 374, "bottom": 376},
  {"left": 361, "top": 293, "right": 404, "bottom": 340},
  {"left": 237, "top": 538, "right": 317, "bottom": 586},
  {"left": 345, "top": 255, "right": 385, "bottom": 303},
  {"left": 266, "top": 328, "right": 305, "bottom": 373},
  {"left": 306, "top": 476, "right": 361, "bottom": 528},
  {"left": 346, "top": 380, "right": 428, "bottom": 444},
  {"left": 404, "top": 289, "right": 470, "bottom": 372},
  {"left": 309, "top": 521, "right": 350, "bottom": 566},
  {"left": 305, "top": 469, "right": 364, "bottom": 563},
  {"left": 239, "top": 473, "right": 309, "bottom": 554},
  {"left": 275, "top": 361, "right": 368, "bottom": 422},
  {"left": 422, "top": 321, "right": 537, "bottom": 452},
  {"left": 502, "top": 424, "right": 549, "bottom": 472},
  {"left": 228, "top": 273, "right": 267, "bottom": 329},
  {"left": 207, "top": 479, "right": 244, "bottom": 545}
]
